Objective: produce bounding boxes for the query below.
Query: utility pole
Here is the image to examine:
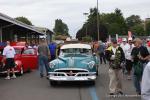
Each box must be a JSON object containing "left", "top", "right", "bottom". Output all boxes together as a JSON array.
[
  {"left": 83, "top": 13, "right": 88, "bottom": 36},
  {"left": 97, "top": 0, "right": 100, "bottom": 41}
]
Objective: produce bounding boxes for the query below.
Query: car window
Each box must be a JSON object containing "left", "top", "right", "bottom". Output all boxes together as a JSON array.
[
  {"left": 61, "top": 48, "right": 91, "bottom": 55},
  {"left": 22, "top": 49, "right": 35, "bottom": 55},
  {"left": 14, "top": 49, "right": 22, "bottom": 54},
  {"left": 0, "top": 49, "right": 3, "bottom": 55}
]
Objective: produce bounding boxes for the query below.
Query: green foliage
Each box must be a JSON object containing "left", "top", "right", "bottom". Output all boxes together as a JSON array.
[
  {"left": 126, "top": 15, "right": 142, "bottom": 28},
  {"left": 145, "top": 21, "right": 150, "bottom": 35},
  {"left": 15, "top": 17, "right": 32, "bottom": 25},
  {"left": 76, "top": 8, "right": 148, "bottom": 40},
  {"left": 131, "top": 24, "right": 145, "bottom": 36},
  {"left": 76, "top": 8, "right": 127, "bottom": 41},
  {"left": 53, "top": 19, "right": 69, "bottom": 36}
]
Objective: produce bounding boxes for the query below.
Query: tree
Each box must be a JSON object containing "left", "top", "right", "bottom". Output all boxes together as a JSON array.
[
  {"left": 15, "top": 17, "right": 32, "bottom": 25},
  {"left": 76, "top": 8, "right": 128, "bottom": 41},
  {"left": 131, "top": 24, "right": 145, "bottom": 36},
  {"left": 126, "top": 15, "right": 142, "bottom": 29},
  {"left": 76, "top": 8, "right": 108, "bottom": 41},
  {"left": 53, "top": 19, "right": 69, "bottom": 36},
  {"left": 145, "top": 21, "right": 150, "bottom": 35}
]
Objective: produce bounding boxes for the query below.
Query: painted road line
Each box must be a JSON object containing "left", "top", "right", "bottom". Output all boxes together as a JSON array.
[{"left": 89, "top": 87, "right": 99, "bottom": 100}]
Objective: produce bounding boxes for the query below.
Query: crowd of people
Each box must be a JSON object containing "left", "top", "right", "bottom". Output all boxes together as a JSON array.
[
  {"left": 1, "top": 38, "right": 150, "bottom": 99},
  {"left": 92, "top": 37, "right": 150, "bottom": 99}
]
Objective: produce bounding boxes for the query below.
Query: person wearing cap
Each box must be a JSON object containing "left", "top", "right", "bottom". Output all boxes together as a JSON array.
[
  {"left": 120, "top": 38, "right": 130, "bottom": 75},
  {"left": 123, "top": 37, "right": 135, "bottom": 80},
  {"left": 105, "top": 39, "right": 125, "bottom": 95},
  {"left": 131, "top": 38, "right": 150, "bottom": 95}
]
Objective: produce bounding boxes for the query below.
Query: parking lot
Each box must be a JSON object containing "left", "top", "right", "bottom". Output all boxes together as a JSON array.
[{"left": 0, "top": 64, "right": 141, "bottom": 100}]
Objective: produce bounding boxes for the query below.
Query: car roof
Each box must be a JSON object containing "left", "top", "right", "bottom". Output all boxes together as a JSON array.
[
  {"left": 13, "top": 46, "right": 25, "bottom": 49},
  {"left": 61, "top": 43, "right": 91, "bottom": 49}
]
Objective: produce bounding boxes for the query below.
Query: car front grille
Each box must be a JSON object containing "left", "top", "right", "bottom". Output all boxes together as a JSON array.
[{"left": 53, "top": 69, "right": 89, "bottom": 76}]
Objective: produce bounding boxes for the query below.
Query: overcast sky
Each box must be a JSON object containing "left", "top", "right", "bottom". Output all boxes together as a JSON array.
[{"left": 0, "top": 0, "right": 150, "bottom": 37}]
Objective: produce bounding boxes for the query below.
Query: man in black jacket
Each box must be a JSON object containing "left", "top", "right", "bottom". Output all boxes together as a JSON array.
[
  {"left": 131, "top": 38, "right": 150, "bottom": 95},
  {"left": 105, "top": 39, "right": 125, "bottom": 95}
]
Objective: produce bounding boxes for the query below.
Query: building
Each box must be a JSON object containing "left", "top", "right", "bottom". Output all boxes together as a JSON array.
[
  {"left": 0, "top": 12, "right": 44, "bottom": 43},
  {"left": 33, "top": 26, "right": 53, "bottom": 44}
]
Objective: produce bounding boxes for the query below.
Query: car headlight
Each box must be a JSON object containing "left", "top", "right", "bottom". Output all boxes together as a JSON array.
[
  {"left": 88, "top": 61, "right": 95, "bottom": 69},
  {"left": 49, "top": 63, "right": 55, "bottom": 69},
  {"left": 15, "top": 61, "right": 19, "bottom": 66}
]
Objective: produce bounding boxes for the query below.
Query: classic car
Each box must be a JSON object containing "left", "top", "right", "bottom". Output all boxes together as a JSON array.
[
  {"left": 48, "top": 43, "right": 99, "bottom": 85},
  {"left": 0, "top": 42, "right": 38, "bottom": 75}
]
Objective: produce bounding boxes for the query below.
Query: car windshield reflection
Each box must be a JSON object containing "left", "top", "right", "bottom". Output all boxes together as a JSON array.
[{"left": 60, "top": 48, "right": 91, "bottom": 56}]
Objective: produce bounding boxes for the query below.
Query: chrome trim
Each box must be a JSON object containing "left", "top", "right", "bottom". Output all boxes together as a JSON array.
[
  {"left": 0, "top": 70, "right": 19, "bottom": 74},
  {"left": 49, "top": 75, "right": 96, "bottom": 81},
  {"left": 48, "top": 72, "right": 96, "bottom": 81},
  {"left": 54, "top": 68, "right": 89, "bottom": 72}
]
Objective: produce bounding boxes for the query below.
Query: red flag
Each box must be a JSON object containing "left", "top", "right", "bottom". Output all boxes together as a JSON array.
[{"left": 128, "top": 31, "right": 132, "bottom": 38}]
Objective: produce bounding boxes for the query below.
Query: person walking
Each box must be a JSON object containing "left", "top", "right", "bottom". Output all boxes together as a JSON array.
[
  {"left": 131, "top": 38, "right": 150, "bottom": 95},
  {"left": 38, "top": 39, "right": 50, "bottom": 78},
  {"left": 48, "top": 42, "right": 56, "bottom": 61},
  {"left": 105, "top": 39, "right": 125, "bottom": 95},
  {"left": 120, "top": 38, "right": 128, "bottom": 74},
  {"left": 141, "top": 61, "right": 150, "bottom": 100},
  {"left": 98, "top": 41, "right": 106, "bottom": 64},
  {"left": 2, "top": 41, "right": 16, "bottom": 80},
  {"left": 124, "top": 37, "right": 134, "bottom": 80}
]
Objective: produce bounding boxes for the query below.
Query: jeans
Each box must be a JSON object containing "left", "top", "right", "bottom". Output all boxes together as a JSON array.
[
  {"left": 133, "top": 74, "right": 141, "bottom": 94},
  {"left": 38, "top": 55, "right": 49, "bottom": 76},
  {"left": 99, "top": 52, "right": 106, "bottom": 64},
  {"left": 133, "top": 63, "right": 147, "bottom": 94}
]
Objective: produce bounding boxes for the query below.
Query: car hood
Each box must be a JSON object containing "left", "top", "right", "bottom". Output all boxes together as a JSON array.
[{"left": 51, "top": 54, "right": 95, "bottom": 70}]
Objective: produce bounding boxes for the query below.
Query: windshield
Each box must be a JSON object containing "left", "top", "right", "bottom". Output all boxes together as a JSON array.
[
  {"left": 14, "top": 48, "right": 22, "bottom": 54},
  {"left": 60, "top": 48, "right": 92, "bottom": 56},
  {"left": 0, "top": 49, "right": 3, "bottom": 55}
]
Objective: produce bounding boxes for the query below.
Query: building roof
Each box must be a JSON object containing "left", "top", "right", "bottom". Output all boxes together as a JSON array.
[
  {"left": 0, "top": 12, "right": 44, "bottom": 35},
  {"left": 32, "top": 26, "right": 53, "bottom": 34}
]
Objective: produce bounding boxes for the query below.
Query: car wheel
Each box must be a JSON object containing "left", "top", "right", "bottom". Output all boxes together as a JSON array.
[
  {"left": 90, "top": 81, "right": 95, "bottom": 85},
  {"left": 19, "top": 66, "right": 24, "bottom": 75},
  {"left": 26, "top": 67, "right": 31, "bottom": 73},
  {"left": 50, "top": 80, "right": 57, "bottom": 86}
]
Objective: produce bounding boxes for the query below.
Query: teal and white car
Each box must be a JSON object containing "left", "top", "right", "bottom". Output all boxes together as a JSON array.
[{"left": 48, "top": 43, "right": 99, "bottom": 85}]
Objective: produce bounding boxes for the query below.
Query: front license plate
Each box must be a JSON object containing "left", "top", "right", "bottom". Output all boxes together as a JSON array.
[{"left": 67, "top": 77, "right": 75, "bottom": 80}]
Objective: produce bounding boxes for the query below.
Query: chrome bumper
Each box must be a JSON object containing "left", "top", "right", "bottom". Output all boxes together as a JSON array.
[
  {"left": 48, "top": 72, "right": 96, "bottom": 81},
  {"left": 0, "top": 70, "right": 19, "bottom": 74}
]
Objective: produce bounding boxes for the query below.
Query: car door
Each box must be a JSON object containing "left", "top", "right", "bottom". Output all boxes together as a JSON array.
[{"left": 21, "top": 48, "right": 38, "bottom": 71}]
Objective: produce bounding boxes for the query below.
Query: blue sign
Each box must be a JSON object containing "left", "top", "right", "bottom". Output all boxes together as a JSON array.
[{"left": 0, "top": 42, "right": 6, "bottom": 47}]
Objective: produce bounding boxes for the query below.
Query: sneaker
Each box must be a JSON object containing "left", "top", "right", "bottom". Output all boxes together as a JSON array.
[
  {"left": 40, "top": 73, "right": 44, "bottom": 78},
  {"left": 11, "top": 75, "right": 16, "bottom": 79},
  {"left": 117, "top": 91, "right": 124, "bottom": 95},
  {"left": 5, "top": 76, "right": 10, "bottom": 80},
  {"left": 127, "top": 76, "right": 131, "bottom": 80},
  {"left": 109, "top": 93, "right": 115, "bottom": 95}
]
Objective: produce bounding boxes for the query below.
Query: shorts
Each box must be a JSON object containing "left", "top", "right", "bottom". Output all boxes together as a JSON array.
[
  {"left": 5, "top": 58, "right": 15, "bottom": 69},
  {"left": 126, "top": 59, "right": 133, "bottom": 72}
]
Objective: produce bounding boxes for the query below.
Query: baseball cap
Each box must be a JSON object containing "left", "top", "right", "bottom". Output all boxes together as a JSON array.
[
  {"left": 111, "top": 39, "right": 117, "bottom": 44},
  {"left": 122, "top": 38, "right": 127, "bottom": 42},
  {"left": 128, "top": 37, "right": 133, "bottom": 41}
]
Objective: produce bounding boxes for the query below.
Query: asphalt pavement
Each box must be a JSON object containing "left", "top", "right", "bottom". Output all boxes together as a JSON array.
[{"left": 0, "top": 64, "right": 141, "bottom": 100}]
